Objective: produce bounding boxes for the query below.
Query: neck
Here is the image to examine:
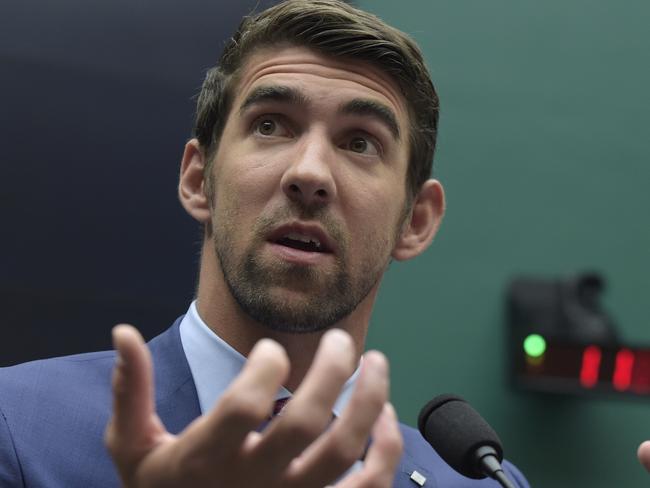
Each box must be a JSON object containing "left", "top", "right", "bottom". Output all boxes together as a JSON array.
[{"left": 194, "top": 240, "right": 378, "bottom": 391}]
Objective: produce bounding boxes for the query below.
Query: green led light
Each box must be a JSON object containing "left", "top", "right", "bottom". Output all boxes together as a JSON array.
[{"left": 523, "top": 334, "right": 546, "bottom": 358}]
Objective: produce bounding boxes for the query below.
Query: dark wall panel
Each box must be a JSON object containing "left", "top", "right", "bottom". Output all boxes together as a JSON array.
[{"left": 0, "top": 0, "right": 279, "bottom": 364}]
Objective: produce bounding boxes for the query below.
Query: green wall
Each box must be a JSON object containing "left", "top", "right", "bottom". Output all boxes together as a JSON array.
[{"left": 358, "top": 0, "right": 650, "bottom": 486}]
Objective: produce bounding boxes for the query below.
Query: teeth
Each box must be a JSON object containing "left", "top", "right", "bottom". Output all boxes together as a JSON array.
[{"left": 285, "top": 232, "right": 321, "bottom": 249}]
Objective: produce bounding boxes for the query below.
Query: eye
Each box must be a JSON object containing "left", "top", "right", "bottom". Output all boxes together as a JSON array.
[
  {"left": 258, "top": 119, "right": 276, "bottom": 135},
  {"left": 346, "top": 136, "right": 380, "bottom": 156},
  {"left": 253, "top": 116, "right": 290, "bottom": 138}
]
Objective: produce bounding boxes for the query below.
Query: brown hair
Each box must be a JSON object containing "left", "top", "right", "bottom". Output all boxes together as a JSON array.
[{"left": 194, "top": 0, "right": 439, "bottom": 202}]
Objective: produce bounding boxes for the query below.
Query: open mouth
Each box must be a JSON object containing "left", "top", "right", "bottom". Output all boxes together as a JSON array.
[
  {"left": 268, "top": 225, "right": 335, "bottom": 255},
  {"left": 275, "top": 233, "right": 325, "bottom": 253}
]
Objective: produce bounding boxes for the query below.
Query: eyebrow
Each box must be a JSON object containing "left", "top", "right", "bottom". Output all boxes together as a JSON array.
[
  {"left": 339, "top": 99, "right": 401, "bottom": 141},
  {"left": 239, "top": 85, "right": 310, "bottom": 114},
  {"left": 238, "top": 84, "right": 401, "bottom": 141}
]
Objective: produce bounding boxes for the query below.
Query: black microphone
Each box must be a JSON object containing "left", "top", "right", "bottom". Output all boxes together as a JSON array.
[{"left": 417, "top": 394, "right": 516, "bottom": 488}]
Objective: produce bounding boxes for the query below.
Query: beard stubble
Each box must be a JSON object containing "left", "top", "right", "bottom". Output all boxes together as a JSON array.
[{"left": 212, "top": 203, "right": 397, "bottom": 333}]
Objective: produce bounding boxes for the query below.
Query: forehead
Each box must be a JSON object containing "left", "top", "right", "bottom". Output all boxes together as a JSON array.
[{"left": 231, "top": 45, "right": 409, "bottom": 128}]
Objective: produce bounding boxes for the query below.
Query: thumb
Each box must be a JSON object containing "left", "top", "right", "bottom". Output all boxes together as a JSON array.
[
  {"left": 638, "top": 441, "right": 650, "bottom": 473},
  {"left": 105, "top": 324, "right": 167, "bottom": 471}
]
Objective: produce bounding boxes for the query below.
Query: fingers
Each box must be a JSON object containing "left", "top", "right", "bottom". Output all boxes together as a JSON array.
[
  {"left": 250, "top": 329, "right": 356, "bottom": 474},
  {"left": 109, "top": 325, "right": 155, "bottom": 437},
  {"left": 638, "top": 441, "right": 650, "bottom": 472},
  {"left": 105, "top": 326, "right": 399, "bottom": 488},
  {"left": 181, "top": 337, "right": 290, "bottom": 456},
  {"left": 286, "top": 350, "right": 390, "bottom": 487},
  {"left": 105, "top": 324, "right": 170, "bottom": 482},
  {"left": 337, "top": 403, "right": 403, "bottom": 488}
]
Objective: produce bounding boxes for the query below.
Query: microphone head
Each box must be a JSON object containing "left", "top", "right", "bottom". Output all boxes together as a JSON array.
[{"left": 417, "top": 394, "right": 504, "bottom": 479}]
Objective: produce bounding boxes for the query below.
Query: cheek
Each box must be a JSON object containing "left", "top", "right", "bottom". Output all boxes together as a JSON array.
[
  {"left": 347, "top": 186, "right": 382, "bottom": 219},
  {"left": 347, "top": 170, "right": 406, "bottom": 220},
  {"left": 214, "top": 152, "right": 282, "bottom": 214},
  {"left": 345, "top": 185, "right": 402, "bottom": 250}
]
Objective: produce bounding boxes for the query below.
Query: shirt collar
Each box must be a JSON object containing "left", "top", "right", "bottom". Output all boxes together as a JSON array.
[{"left": 179, "top": 300, "right": 359, "bottom": 417}]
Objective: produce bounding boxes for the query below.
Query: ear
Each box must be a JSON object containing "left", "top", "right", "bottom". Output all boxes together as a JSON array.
[
  {"left": 392, "top": 179, "right": 445, "bottom": 261},
  {"left": 178, "top": 138, "right": 211, "bottom": 224}
]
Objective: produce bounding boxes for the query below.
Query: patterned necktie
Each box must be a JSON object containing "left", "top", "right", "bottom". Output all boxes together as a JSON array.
[
  {"left": 271, "top": 397, "right": 290, "bottom": 417},
  {"left": 255, "top": 397, "right": 290, "bottom": 432}
]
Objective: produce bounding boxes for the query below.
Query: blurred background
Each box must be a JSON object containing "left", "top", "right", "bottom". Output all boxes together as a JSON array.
[{"left": 2, "top": 0, "right": 649, "bottom": 486}]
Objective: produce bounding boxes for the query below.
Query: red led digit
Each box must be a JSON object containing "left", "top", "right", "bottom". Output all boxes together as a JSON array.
[
  {"left": 632, "top": 351, "right": 650, "bottom": 394},
  {"left": 580, "top": 345, "right": 602, "bottom": 388},
  {"left": 613, "top": 348, "right": 635, "bottom": 391}
]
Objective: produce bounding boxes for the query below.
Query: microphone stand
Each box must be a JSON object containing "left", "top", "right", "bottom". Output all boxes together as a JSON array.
[{"left": 475, "top": 446, "right": 516, "bottom": 488}]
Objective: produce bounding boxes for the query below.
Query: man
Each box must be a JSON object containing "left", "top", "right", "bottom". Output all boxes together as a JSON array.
[{"left": 0, "top": 1, "right": 528, "bottom": 486}]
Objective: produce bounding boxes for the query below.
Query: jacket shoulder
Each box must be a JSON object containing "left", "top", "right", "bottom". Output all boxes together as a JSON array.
[
  {"left": 398, "top": 423, "right": 530, "bottom": 488},
  {"left": 0, "top": 350, "right": 118, "bottom": 487},
  {"left": 0, "top": 320, "right": 185, "bottom": 488},
  {"left": 0, "top": 350, "right": 116, "bottom": 402}
]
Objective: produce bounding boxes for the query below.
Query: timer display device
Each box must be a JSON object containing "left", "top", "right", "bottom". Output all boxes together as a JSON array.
[{"left": 508, "top": 274, "right": 650, "bottom": 398}]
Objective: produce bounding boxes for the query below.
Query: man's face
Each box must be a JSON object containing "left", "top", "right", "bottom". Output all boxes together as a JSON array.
[{"left": 207, "top": 45, "right": 412, "bottom": 333}]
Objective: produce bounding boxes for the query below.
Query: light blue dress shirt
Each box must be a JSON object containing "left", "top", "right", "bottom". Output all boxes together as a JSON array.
[{"left": 179, "top": 300, "right": 360, "bottom": 416}]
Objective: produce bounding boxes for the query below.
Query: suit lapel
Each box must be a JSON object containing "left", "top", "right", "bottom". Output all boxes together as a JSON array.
[{"left": 148, "top": 317, "right": 202, "bottom": 433}]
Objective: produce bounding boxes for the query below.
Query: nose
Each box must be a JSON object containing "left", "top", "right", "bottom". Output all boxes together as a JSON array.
[{"left": 280, "top": 133, "right": 337, "bottom": 208}]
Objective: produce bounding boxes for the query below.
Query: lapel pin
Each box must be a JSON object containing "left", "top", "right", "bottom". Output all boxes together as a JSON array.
[{"left": 410, "top": 470, "right": 426, "bottom": 486}]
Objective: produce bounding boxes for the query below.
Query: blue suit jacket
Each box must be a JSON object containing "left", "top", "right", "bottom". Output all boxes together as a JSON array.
[{"left": 0, "top": 318, "right": 529, "bottom": 487}]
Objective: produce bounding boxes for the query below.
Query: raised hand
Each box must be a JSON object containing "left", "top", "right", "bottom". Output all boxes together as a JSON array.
[{"left": 105, "top": 325, "right": 403, "bottom": 487}]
